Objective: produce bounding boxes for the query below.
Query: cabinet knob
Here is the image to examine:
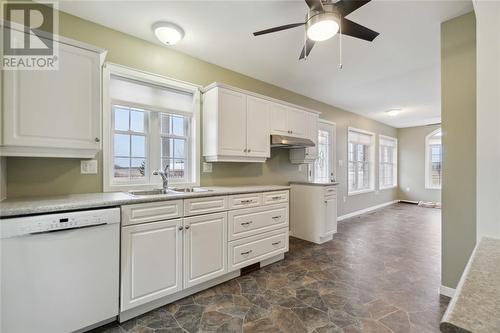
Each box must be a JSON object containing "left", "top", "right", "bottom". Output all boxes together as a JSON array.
[
  {"left": 178, "top": 226, "right": 184, "bottom": 231},
  {"left": 248, "top": 149, "right": 251, "bottom": 153},
  {"left": 185, "top": 225, "right": 190, "bottom": 230},
  {"left": 243, "top": 149, "right": 247, "bottom": 152},
  {"left": 94, "top": 137, "right": 100, "bottom": 142}
]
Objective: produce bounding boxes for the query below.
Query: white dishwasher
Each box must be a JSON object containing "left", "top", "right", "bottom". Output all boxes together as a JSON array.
[{"left": 1, "top": 207, "right": 120, "bottom": 333}]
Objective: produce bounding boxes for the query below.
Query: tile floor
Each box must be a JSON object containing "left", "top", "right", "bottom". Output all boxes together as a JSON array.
[{"left": 93, "top": 203, "right": 449, "bottom": 333}]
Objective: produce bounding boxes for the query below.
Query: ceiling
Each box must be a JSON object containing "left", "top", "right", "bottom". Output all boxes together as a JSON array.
[{"left": 58, "top": 0, "right": 473, "bottom": 128}]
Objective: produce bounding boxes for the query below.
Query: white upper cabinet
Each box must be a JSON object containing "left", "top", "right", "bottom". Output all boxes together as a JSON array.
[
  {"left": 290, "top": 112, "right": 319, "bottom": 164},
  {"left": 203, "top": 83, "right": 319, "bottom": 163},
  {"left": 1, "top": 33, "right": 105, "bottom": 158},
  {"left": 270, "top": 104, "right": 308, "bottom": 138},
  {"left": 203, "top": 86, "right": 270, "bottom": 163}
]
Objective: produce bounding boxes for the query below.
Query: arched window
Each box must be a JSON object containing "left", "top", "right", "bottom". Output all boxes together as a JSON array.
[{"left": 425, "top": 128, "right": 442, "bottom": 189}]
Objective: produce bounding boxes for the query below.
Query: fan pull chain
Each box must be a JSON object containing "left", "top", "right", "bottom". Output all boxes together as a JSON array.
[
  {"left": 339, "top": 18, "right": 343, "bottom": 69},
  {"left": 304, "top": 28, "right": 308, "bottom": 61}
]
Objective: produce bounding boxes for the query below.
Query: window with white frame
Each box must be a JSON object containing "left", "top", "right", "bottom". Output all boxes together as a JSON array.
[
  {"left": 425, "top": 128, "right": 442, "bottom": 189},
  {"left": 379, "top": 135, "right": 398, "bottom": 189},
  {"left": 348, "top": 128, "right": 375, "bottom": 195},
  {"left": 104, "top": 65, "right": 200, "bottom": 191}
]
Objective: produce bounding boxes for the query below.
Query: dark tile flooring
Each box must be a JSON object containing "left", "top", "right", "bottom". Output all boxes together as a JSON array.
[{"left": 94, "top": 203, "right": 449, "bottom": 333}]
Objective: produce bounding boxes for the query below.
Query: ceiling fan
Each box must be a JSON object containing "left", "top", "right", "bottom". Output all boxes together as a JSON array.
[{"left": 253, "top": 0, "right": 379, "bottom": 60}]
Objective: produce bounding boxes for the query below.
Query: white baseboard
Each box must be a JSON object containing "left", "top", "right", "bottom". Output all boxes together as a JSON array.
[
  {"left": 439, "top": 285, "right": 456, "bottom": 298},
  {"left": 338, "top": 200, "right": 399, "bottom": 221}
]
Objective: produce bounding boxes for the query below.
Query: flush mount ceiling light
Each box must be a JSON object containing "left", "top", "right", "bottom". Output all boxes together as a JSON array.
[
  {"left": 386, "top": 109, "right": 402, "bottom": 117},
  {"left": 306, "top": 12, "right": 339, "bottom": 42},
  {"left": 153, "top": 22, "right": 184, "bottom": 45}
]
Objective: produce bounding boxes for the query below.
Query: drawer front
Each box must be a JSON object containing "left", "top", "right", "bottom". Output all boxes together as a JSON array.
[
  {"left": 229, "top": 204, "right": 288, "bottom": 241},
  {"left": 184, "top": 196, "right": 228, "bottom": 217},
  {"left": 262, "top": 190, "right": 289, "bottom": 205},
  {"left": 324, "top": 186, "right": 337, "bottom": 197},
  {"left": 121, "top": 200, "right": 183, "bottom": 226},
  {"left": 228, "top": 228, "right": 288, "bottom": 271},
  {"left": 228, "top": 193, "right": 262, "bottom": 210}
]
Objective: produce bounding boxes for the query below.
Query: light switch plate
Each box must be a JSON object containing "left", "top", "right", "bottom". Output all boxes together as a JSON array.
[
  {"left": 202, "top": 162, "right": 213, "bottom": 173},
  {"left": 81, "top": 160, "right": 98, "bottom": 174}
]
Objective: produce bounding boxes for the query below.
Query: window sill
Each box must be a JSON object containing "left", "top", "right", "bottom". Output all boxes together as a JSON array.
[
  {"left": 348, "top": 189, "right": 375, "bottom": 196},
  {"left": 425, "top": 186, "right": 442, "bottom": 190},
  {"left": 379, "top": 185, "right": 397, "bottom": 190}
]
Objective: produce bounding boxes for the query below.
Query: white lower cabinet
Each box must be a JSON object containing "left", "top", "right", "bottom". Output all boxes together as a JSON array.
[
  {"left": 120, "top": 189, "right": 289, "bottom": 316},
  {"left": 121, "top": 219, "right": 182, "bottom": 311},
  {"left": 183, "top": 212, "right": 227, "bottom": 288}
]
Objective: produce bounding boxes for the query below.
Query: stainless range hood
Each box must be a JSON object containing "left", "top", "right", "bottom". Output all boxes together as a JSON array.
[{"left": 270, "top": 135, "right": 315, "bottom": 149}]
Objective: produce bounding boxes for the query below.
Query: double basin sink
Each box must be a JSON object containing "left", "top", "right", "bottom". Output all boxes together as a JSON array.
[{"left": 129, "top": 187, "right": 212, "bottom": 197}]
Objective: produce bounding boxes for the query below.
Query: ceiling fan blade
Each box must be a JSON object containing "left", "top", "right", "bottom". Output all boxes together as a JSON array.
[
  {"left": 299, "top": 39, "right": 316, "bottom": 60},
  {"left": 341, "top": 17, "right": 379, "bottom": 42},
  {"left": 305, "top": 0, "right": 324, "bottom": 12},
  {"left": 253, "top": 23, "right": 305, "bottom": 36},
  {"left": 335, "top": 0, "right": 371, "bottom": 16}
]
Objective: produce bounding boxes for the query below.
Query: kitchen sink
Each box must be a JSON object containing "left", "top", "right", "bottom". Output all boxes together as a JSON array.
[{"left": 129, "top": 187, "right": 212, "bottom": 196}]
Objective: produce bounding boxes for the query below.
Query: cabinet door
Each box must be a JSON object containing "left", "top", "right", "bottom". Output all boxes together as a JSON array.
[
  {"left": 183, "top": 212, "right": 228, "bottom": 288},
  {"left": 121, "top": 219, "right": 182, "bottom": 311},
  {"left": 3, "top": 41, "right": 101, "bottom": 150},
  {"left": 288, "top": 108, "right": 308, "bottom": 137},
  {"left": 270, "top": 103, "right": 289, "bottom": 135},
  {"left": 246, "top": 96, "right": 270, "bottom": 158},
  {"left": 218, "top": 89, "right": 247, "bottom": 156},
  {"left": 324, "top": 198, "right": 337, "bottom": 236}
]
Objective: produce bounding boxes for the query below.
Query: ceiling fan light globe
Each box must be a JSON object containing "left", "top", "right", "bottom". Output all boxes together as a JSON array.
[
  {"left": 153, "top": 22, "right": 184, "bottom": 45},
  {"left": 306, "top": 13, "right": 339, "bottom": 42}
]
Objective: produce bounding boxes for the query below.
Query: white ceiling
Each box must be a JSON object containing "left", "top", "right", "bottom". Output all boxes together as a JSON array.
[{"left": 58, "top": 0, "right": 473, "bottom": 128}]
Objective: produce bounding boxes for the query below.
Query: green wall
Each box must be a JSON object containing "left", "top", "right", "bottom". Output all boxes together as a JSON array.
[
  {"left": 4, "top": 9, "right": 398, "bottom": 216},
  {"left": 397, "top": 124, "right": 442, "bottom": 203},
  {"left": 441, "top": 12, "right": 476, "bottom": 289}
]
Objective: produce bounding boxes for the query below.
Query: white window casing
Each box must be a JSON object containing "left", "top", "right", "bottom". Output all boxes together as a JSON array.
[
  {"left": 348, "top": 127, "right": 375, "bottom": 196},
  {"left": 379, "top": 135, "right": 398, "bottom": 190},
  {"left": 103, "top": 63, "right": 201, "bottom": 192}
]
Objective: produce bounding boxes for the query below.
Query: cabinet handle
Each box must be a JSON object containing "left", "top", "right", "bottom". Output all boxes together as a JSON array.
[
  {"left": 241, "top": 199, "right": 254, "bottom": 204},
  {"left": 248, "top": 149, "right": 251, "bottom": 153},
  {"left": 185, "top": 225, "right": 190, "bottom": 230},
  {"left": 271, "top": 216, "right": 281, "bottom": 220},
  {"left": 94, "top": 137, "right": 100, "bottom": 142},
  {"left": 178, "top": 226, "right": 184, "bottom": 231},
  {"left": 241, "top": 250, "right": 253, "bottom": 255},
  {"left": 243, "top": 149, "right": 247, "bottom": 152},
  {"left": 272, "top": 241, "right": 281, "bottom": 246},
  {"left": 272, "top": 196, "right": 281, "bottom": 200},
  {"left": 241, "top": 221, "right": 253, "bottom": 226}
]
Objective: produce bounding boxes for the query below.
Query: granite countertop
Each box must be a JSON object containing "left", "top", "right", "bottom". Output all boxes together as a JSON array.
[
  {"left": 289, "top": 181, "right": 339, "bottom": 187},
  {"left": 0, "top": 185, "right": 290, "bottom": 218},
  {"left": 440, "top": 237, "right": 500, "bottom": 333}
]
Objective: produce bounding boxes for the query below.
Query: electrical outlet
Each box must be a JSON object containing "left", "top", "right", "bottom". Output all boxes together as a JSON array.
[
  {"left": 81, "top": 160, "right": 98, "bottom": 174},
  {"left": 202, "top": 162, "right": 213, "bottom": 173}
]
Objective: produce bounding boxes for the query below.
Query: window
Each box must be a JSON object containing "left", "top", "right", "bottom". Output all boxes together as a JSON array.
[
  {"left": 348, "top": 128, "right": 375, "bottom": 195},
  {"left": 313, "top": 121, "right": 336, "bottom": 182},
  {"left": 104, "top": 64, "right": 200, "bottom": 191},
  {"left": 425, "top": 128, "right": 442, "bottom": 189},
  {"left": 379, "top": 135, "right": 398, "bottom": 189}
]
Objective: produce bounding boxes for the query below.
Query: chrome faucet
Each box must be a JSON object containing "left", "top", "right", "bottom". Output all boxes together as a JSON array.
[{"left": 153, "top": 164, "right": 170, "bottom": 193}]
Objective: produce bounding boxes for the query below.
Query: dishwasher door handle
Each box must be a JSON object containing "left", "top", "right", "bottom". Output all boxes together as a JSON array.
[{"left": 29, "top": 223, "right": 108, "bottom": 235}]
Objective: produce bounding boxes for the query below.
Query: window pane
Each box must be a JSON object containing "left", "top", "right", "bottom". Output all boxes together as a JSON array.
[
  {"left": 131, "top": 158, "right": 146, "bottom": 178},
  {"left": 114, "top": 107, "right": 129, "bottom": 131},
  {"left": 174, "top": 139, "right": 185, "bottom": 159},
  {"left": 348, "top": 143, "right": 354, "bottom": 162},
  {"left": 162, "top": 137, "right": 172, "bottom": 158},
  {"left": 363, "top": 163, "right": 370, "bottom": 188},
  {"left": 114, "top": 158, "right": 130, "bottom": 178},
  {"left": 114, "top": 134, "right": 130, "bottom": 157},
  {"left": 161, "top": 159, "right": 172, "bottom": 173},
  {"left": 348, "top": 161, "right": 355, "bottom": 191},
  {"left": 172, "top": 159, "right": 185, "bottom": 179},
  {"left": 161, "top": 114, "right": 171, "bottom": 134},
  {"left": 357, "top": 144, "right": 364, "bottom": 162},
  {"left": 131, "top": 135, "right": 145, "bottom": 157},
  {"left": 172, "top": 116, "right": 185, "bottom": 136},
  {"left": 130, "top": 110, "right": 145, "bottom": 133}
]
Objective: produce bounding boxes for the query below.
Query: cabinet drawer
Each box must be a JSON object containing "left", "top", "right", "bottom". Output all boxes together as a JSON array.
[
  {"left": 121, "top": 200, "right": 183, "bottom": 226},
  {"left": 228, "top": 193, "right": 262, "bottom": 210},
  {"left": 229, "top": 204, "right": 288, "bottom": 241},
  {"left": 184, "top": 196, "right": 228, "bottom": 216},
  {"left": 262, "top": 190, "right": 289, "bottom": 205},
  {"left": 324, "top": 186, "right": 337, "bottom": 196},
  {"left": 228, "top": 228, "right": 288, "bottom": 271}
]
